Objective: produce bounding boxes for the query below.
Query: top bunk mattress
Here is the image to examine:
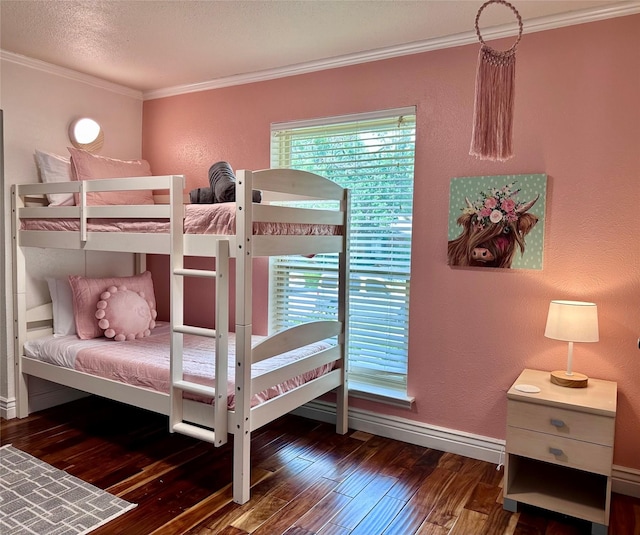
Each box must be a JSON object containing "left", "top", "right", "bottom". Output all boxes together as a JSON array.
[
  {"left": 23, "top": 323, "right": 336, "bottom": 409},
  {"left": 19, "top": 203, "right": 341, "bottom": 237}
]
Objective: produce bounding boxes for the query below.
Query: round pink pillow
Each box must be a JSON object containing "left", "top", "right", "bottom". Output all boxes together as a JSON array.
[{"left": 95, "top": 285, "right": 157, "bottom": 341}]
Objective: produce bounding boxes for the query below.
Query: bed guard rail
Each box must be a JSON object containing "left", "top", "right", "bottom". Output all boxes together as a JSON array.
[{"left": 13, "top": 176, "right": 186, "bottom": 252}]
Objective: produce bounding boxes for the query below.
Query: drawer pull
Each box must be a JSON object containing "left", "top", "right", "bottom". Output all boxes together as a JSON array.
[
  {"left": 550, "top": 419, "right": 565, "bottom": 428},
  {"left": 549, "top": 447, "right": 564, "bottom": 456}
]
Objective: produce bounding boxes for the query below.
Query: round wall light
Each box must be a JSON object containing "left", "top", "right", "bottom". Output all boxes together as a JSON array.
[{"left": 68, "top": 117, "right": 104, "bottom": 152}]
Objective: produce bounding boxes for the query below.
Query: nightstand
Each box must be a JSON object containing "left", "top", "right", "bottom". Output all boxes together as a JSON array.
[{"left": 503, "top": 369, "right": 617, "bottom": 535}]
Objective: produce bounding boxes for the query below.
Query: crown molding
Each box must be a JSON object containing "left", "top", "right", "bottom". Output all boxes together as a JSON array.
[
  {"left": 143, "top": 1, "right": 640, "bottom": 101},
  {"left": 0, "top": 50, "right": 143, "bottom": 100},
  {"left": 2, "top": 2, "right": 638, "bottom": 102}
]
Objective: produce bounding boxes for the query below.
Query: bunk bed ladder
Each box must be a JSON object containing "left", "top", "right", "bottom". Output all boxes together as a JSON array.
[{"left": 168, "top": 195, "right": 230, "bottom": 446}]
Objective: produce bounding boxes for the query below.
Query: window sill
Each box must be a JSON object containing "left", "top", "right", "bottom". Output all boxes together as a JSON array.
[{"left": 348, "top": 381, "right": 415, "bottom": 409}]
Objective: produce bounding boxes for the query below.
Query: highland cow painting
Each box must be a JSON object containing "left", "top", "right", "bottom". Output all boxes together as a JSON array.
[{"left": 448, "top": 174, "right": 547, "bottom": 270}]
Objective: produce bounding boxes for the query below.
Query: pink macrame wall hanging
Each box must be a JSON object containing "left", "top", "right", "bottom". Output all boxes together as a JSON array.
[{"left": 469, "top": 0, "right": 523, "bottom": 162}]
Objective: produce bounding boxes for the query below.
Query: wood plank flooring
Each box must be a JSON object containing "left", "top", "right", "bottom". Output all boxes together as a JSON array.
[{"left": 1, "top": 396, "right": 638, "bottom": 535}]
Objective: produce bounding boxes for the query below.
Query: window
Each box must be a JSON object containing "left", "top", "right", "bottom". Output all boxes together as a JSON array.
[{"left": 270, "top": 108, "right": 416, "bottom": 400}]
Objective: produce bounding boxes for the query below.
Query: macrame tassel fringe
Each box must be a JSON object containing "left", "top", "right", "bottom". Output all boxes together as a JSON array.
[{"left": 470, "top": 46, "right": 516, "bottom": 162}]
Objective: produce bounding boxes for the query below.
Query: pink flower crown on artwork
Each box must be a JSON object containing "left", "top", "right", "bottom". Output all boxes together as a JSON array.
[{"left": 463, "top": 182, "right": 523, "bottom": 228}]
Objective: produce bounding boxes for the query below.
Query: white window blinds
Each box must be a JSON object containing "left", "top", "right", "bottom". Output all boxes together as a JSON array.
[{"left": 270, "top": 108, "right": 416, "bottom": 394}]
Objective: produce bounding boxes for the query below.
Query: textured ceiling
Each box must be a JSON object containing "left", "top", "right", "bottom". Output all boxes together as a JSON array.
[{"left": 1, "top": 0, "right": 636, "bottom": 95}]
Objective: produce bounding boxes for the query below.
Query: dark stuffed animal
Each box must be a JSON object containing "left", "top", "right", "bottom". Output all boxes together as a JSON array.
[
  {"left": 189, "top": 161, "right": 262, "bottom": 204},
  {"left": 189, "top": 186, "right": 214, "bottom": 203}
]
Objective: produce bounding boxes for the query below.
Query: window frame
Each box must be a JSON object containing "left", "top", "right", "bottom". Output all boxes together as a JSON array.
[{"left": 269, "top": 108, "right": 416, "bottom": 407}]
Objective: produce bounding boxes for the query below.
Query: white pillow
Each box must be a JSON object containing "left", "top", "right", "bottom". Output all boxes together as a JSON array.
[
  {"left": 35, "top": 150, "right": 75, "bottom": 206},
  {"left": 46, "top": 277, "right": 77, "bottom": 336}
]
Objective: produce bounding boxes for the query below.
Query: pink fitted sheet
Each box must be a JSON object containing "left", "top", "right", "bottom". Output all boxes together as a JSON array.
[
  {"left": 20, "top": 203, "right": 341, "bottom": 236},
  {"left": 23, "top": 323, "right": 336, "bottom": 409}
]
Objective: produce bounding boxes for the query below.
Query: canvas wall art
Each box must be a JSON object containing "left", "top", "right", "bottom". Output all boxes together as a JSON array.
[{"left": 447, "top": 174, "right": 547, "bottom": 270}]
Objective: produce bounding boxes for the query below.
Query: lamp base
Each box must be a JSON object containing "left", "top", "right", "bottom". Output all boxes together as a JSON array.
[{"left": 550, "top": 370, "right": 589, "bottom": 388}]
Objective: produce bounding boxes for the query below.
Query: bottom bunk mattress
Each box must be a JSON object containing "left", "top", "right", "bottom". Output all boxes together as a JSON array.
[{"left": 23, "top": 323, "right": 335, "bottom": 408}]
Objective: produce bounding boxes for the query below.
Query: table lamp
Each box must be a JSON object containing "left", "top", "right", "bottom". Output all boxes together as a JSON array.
[{"left": 544, "top": 300, "right": 599, "bottom": 388}]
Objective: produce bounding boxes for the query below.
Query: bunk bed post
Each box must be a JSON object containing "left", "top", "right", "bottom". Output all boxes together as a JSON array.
[
  {"left": 336, "top": 188, "right": 351, "bottom": 435},
  {"left": 214, "top": 238, "right": 229, "bottom": 443},
  {"left": 233, "top": 169, "right": 254, "bottom": 504},
  {"left": 11, "top": 186, "right": 29, "bottom": 418},
  {"left": 169, "top": 175, "right": 186, "bottom": 430}
]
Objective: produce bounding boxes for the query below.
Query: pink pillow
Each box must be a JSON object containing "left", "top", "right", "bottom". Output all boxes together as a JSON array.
[
  {"left": 68, "top": 147, "right": 154, "bottom": 206},
  {"left": 69, "top": 271, "right": 156, "bottom": 339},
  {"left": 96, "top": 286, "right": 157, "bottom": 341}
]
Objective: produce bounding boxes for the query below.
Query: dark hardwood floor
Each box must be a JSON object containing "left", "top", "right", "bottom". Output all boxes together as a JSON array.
[{"left": 1, "top": 397, "right": 638, "bottom": 534}]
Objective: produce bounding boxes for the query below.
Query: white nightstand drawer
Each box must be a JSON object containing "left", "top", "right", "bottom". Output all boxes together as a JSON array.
[
  {"left": 506, "top": 426, "right": 613, "bottom": 475},
  {"left": 507, "top": 400, "right": 615, "bottom": 446}
]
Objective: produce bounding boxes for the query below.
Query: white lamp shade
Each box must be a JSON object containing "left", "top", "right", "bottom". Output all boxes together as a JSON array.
[{"left": 544, "top": 300, "right": 599, "bottom": 343}]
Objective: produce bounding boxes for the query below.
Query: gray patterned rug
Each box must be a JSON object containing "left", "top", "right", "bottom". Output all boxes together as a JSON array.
[{"left": 0, "top": 445, "right": 136, "bottom": 535}]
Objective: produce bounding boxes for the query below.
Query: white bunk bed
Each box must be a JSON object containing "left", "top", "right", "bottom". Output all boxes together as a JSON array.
[{"left": 11, "top": 168, "right": 350, "bottom": 504}]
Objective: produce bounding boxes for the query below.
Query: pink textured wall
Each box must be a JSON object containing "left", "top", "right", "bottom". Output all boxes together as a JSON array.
[{"left": 143, "top": 16, "right": 640, "bottom": 469}]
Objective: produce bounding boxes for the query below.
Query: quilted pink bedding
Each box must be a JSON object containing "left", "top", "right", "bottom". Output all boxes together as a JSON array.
[
  {"left": 24, "top": 324, "right": 335, "bottom": 409},
  {"left": 20, "top": 203, "right": 341, "bottom": 236}
]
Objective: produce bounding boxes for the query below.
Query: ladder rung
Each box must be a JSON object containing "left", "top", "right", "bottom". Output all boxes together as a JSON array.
[
  {"left": 172, "top": 422, "right": 218, "bottom": 444},
  {"left": 173, "top": 324, "right": 217, "bottom": 337},
  {"left": 174, "top": 268, "right": 217, "bottom": 278},
  {"left": 173, "top": 380, "right": 218, "bottom": 399}
]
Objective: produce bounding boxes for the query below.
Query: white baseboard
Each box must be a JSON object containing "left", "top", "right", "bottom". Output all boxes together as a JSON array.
[
  {"left": 612, "top": 465, "right": 640, "bottom": 498},
  {"left": 292, "top": 399, "right": 505, "bottom": 464},
  {"left": 293, "top": 399, "right": 640, "bottom": 498},
  {"left": 0, "top": 396, "right": 16, "bottom": 420}
]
